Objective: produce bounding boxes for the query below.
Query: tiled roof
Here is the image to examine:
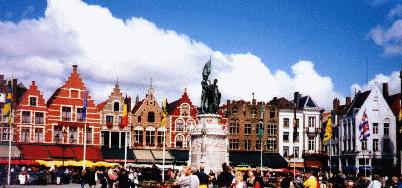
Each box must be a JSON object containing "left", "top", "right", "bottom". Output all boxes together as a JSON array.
[
  {"left": 131, "top": 99, "right": 144, "bottom": 113},
  {"left": 46, "top": 88, "right": 61, "bottom": 107},
  {"left": 166, "top": 99, "right": 179, "bottom": 113},
  {"left": 345, "top": 91, "right": 371, "bottom": 116},
  {"left": 386, "top": 93, "right": 401, "bottom": 116},
  {"left": 97, "top": 100, "right": 108, "bottom": 111}
]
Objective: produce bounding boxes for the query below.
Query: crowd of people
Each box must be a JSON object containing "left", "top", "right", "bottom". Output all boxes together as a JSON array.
[{"left": 1, "top": 163, "right": 402, "bottom": 188}]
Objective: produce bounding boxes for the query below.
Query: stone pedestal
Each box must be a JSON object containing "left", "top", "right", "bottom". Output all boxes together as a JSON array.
[{"left": 190, "top": 114, "right": 229, "bottom": 173}]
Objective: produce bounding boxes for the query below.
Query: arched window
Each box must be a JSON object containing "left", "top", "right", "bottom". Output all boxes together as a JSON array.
[
  {"left": 114, "top": 102, "right": 119, "bottom": 112},
  {"left": 180, "top": 104, "right": 190, "bottom": 116},
  {"left": 187, "top": 119, "right": 195, "bottom": 132},
  {"left": 175, "top": 119, "right": 184, "bottom": 131},
  {"left": 176, "top": 135, "right": 184, "bottom": 148},
  {"left": 146, "top": 127, "right": 155, "bottom": 146},
  {"left": 148, "top": 112, "right": 155, "bottom": 122}
]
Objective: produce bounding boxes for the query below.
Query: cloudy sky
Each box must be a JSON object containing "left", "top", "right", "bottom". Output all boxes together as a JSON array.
[{"left": 0, "top": 0, "right": 401, "bottom": 111}]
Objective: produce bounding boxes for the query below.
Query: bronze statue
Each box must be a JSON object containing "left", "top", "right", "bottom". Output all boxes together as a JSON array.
[{"left": 200, "top": 59, "right": 221, "bottom": 114}]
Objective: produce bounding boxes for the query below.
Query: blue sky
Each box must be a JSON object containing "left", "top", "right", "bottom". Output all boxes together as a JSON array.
[{"left": 0, "top": 0, "right": 401, "bottom": 109}]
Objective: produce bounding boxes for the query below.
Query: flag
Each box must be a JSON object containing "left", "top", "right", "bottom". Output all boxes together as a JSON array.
[
  {"left": 2, "top": 81, "right": 12, "bottom": 118},
  {"left": 120, "top": 99, "right": 128, "bottom": 128},
  {"left": 82, "top": 91, "right": 88, "bottom": 120},
  {"left": 359, "top": 110, "right": 370, "bottom": 141},
  {"left": 258, "top": 105, "right": 264, "bottom": 139},
  {"left": 323, "top": 115, "right": 332, "bottom": 144},
  {"left": 258, "top": 123, "right": 264, "bottom": 139},
  {"left": 160, "top": 98, "right": 168, "bottom": 127}
]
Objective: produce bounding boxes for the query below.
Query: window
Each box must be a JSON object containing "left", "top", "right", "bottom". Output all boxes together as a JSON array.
[
  {"left": 244, "top": 124, "right": 252, "bottom": 135},
  {"left": 101, "top": 131, "right": 109, "bottom": 147},
  {"left": 269, "top": 108, "right": 275, "bottom": 118},
  {"left": 283, "top": 146, "right": 289, "bottom": 157},
  {"left": 308, "top": 117, "right": 316, "bottom": 128},
  {"left": 373, "top": 123, "right": 378, "bottom": 134},
  {"left": 114, "top": 102, "right": 119, "bottom": 112},
  {"left": 21, "top": 128, "right": 30, "bottom": 142},
  {"left": 294, "top": 118, "right": 300, "bottom": 128},
  {"left": 62, "top": 107, "right": 71, "bottom": 121},
  {"left": 69, "top": 127, "right": 77, "bottom": 143},
  {"left": 146, "top": 130, "right": 155, "bottom": 146},
  {"left": 229, "top": 122, "right": 239, "bottom": 134},
  {"left": 29, "top": 97, "right": 37, "bottom": 106},
  {"left": 384, "top": 123, "right": 389, "bottom": 136},
  {"left": 180, "top": 104, "right": 190, "bottom": 116},
  {"left": 268, "top": 124, "right": 276, "bottom": 135},
  {"left": 256, "top": 123, "right": 263, "bottom": 136},
  {"left": 251, "top": 108, "right": 257, "bottom": 117},
  {"left": 294, "top": 146, "right": 299, "bottom": 158},
  {"left": 256, "top": 139, "right": 261, "bottom": 150},
  {"left": 362, "top": 140, "right": 367, "bottom": 150},
  {"left": 232, "top": 107, "right": 238, "bottom": 114},
  {"left": 157, "top": 131, "right": 164, "bottom": 145},
  {"left": 34, "top": 128, "right": 43, "bottom": 143},
  {"left": 283, "top": 132, "right": 289, "bottom": 142},
  {"left": 86, "top": 128, "right": 92, "bottom": 144},
  {"left": 147, "top": 112, "right": 155, "bottom": 123},
  {"left": 283, "top": 118, "right": 289, "bottom": 128},
  {"left": 293, "top": 132, "right": 299, "bottom": 142},
  {"left": 244, "top": 139, "right": 251, "bottom": 150},
  {"left": 229, "top": 139, "right": 239, "bottom": 150},
  {"left": 70, "top": 90, "right": 79, "bottom": 98},
  {"left": 134, "top": 130, "right": 143, "bottom": 145},
  {"left": 120, "top": 132, "right": 128, "bottom": 148},
  {"left": 373, "top": 139, "right": 379, "bottom": 151},
  {"left": 106, "top": 116, "right": 113, "bottom": 125},
  {"left": 383, "top": 139, "right": 390, "bottom": 152},
  {"left": 187, "top": 120, "right": 195, "bottom": 132},
  {"left": 54, "top": 126, "right": 63, "bottom": 143},
  {"left": 175, "top": 119, "right": 184, "bottom": 132},
  {"left": 176, "top": 135, "right": 184, "bottom": 148},
  {"left": 22, "top": 111, "right": 31, "bottom": 124},
  {"left": 2, "top": 127, "right": 10, "bottom": 141},
  {"left": 77, "top": 108, "right": 84, "bottom": 121},
  {"left": 35, "top": 112, "right": 44, "bottom": 124},
  {"left": 308, "top": 137, "right": 315, "bottom": 151},
  {"left": 137, "top": 116, "right": 141, "bottom": 123},
  {"left": 267, "top": 139, "right": 276, "bottom": 151}
]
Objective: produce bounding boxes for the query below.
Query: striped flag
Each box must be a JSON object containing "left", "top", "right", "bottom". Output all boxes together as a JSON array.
[
  {"left": 120, "top": 99, "right": 128, "bottom": 128},
  {"left": 160, "top": 98, "right": 168, "bottom": 127},
  {"left": 359, "top": 110, "right": 370, "bottom": 141}
]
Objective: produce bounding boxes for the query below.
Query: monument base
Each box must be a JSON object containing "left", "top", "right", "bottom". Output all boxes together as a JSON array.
[{"left": 190, "top": 114, "right": 229, "bottom": 173}]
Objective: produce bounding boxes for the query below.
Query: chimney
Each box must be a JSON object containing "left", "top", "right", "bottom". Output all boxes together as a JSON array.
[
  {"left": 346, "top": 97, "right": 352, "bottom": 106},
  {"left": 72, "top": 65, "right": 78, "bottom": 73},
  {"left": 382, "top": 83, "right": 389, "bottom": 97},
  {"left": 333, "top": 98, "right": 340, "bottom": 110},
  {"left": 294, "top": 92, "right": 300, "bottom": 107},
  {"left": 227, "top": 100, "right": 230, "bottom": 105},
  {"left": 31, "top": 81, "right": 36, "bottom": 86}
]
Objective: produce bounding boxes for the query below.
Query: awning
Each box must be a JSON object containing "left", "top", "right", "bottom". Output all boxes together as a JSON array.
[
  {"left": 0, "top": 144, "right": 21, "bottom": 158},
  {"left": 304, "top": 160, "right": 322, "bottom": 168},
  {"left": 19, "top": 144, "right": 103, "bottom": 161},
  {"left": 151, "top": 150, "right": 174, "bottom": 163},
  {"left": 48, "top": 145, "right": 75, "bottom": 159},
  {"left": 342, "top": 165, "right": 357, "bottom": 171},
  {"left": 133, "top": 150, "right": 154, "bottom": 162},
  {"left": 102, "top": 147, "right": 136, "bottom": 162},
  {"left": 71, "top": 146, "right": 103, "bottom": 161},
  {"left": 0, "top": 159, "right": 38, "bottom": 165},
  {"left": 229, "top": 151, "right": 288, "bottom": 169},
  {"left": 19, "top": 144, "right": 50, "bottom": 160},
  {"left": 169, "top": 150, "right": 189, "bottom": 163},
  {"left": 289, "top": 162, "right": 304, "bottom": 168}
]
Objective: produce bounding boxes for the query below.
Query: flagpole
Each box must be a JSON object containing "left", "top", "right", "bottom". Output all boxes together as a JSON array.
[
  {"left": 124, "top": 131, "right": 128, "bottom": 169},
  {"left": 162, "top": 128, "right": 166, "bottom": 182},
  {"left": 7, "top": 108, "right": 12, "bottom": 185},
  {"left": 83, "top": 120, "right": 87, "bottom": 170}
]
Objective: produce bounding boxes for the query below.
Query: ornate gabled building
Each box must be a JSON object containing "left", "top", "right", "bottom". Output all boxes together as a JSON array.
[
  {"left": 98, "top": 82, "right": 132, "bottom": 149},
  {"left": 46, "top": 65, "right": 101, "bottom": 145},
  {"left": 166, "top": 89, "right": 198, "bottom": 149},
  {"left": 14, "top": 81, "right": 47, "bottom": 143},
  {"left": 131, "top": 83, "right": 163, "bottom": 149}
]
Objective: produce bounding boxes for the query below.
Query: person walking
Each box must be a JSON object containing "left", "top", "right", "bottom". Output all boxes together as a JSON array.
[
  {"left": 217, "top": 163, "right": 234, "bottom": 188},
  {"left": 303, "top": 171, "right": 317, "bottom": 188},
  {"left": 368, "top": 174, "right": 382, "bottom": 188},
  {"left": 195, "top": 166, "right": 209, "bottom": 188},
  {"left": 174, "top": 166, "right": 192, "bottom": 188}
]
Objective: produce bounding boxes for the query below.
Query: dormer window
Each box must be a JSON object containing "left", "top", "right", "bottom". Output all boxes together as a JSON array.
[
  {"left": 180, "top": 104, "right": 190, "bottom": 116},
  {"left": 29, "top": 97, "right": 37, "bottom": 106},
  {"left": 114, "top": 102, "right": 120, "bottom": 112}
]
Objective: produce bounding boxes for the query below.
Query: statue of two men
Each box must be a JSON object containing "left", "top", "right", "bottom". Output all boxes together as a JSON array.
[{"left": 200, "top": 60, "right": 221, "bottom": 114}]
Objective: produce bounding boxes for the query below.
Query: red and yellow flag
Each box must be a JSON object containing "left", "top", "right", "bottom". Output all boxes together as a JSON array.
[{"left": 120, "top": 102, "right": 128, "bottom": 128}]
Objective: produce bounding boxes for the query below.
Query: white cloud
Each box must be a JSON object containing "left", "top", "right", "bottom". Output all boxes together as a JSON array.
[
  {"left": 350, "top": 71, "right": 401, "bottom": 96},
  {"left": 0, "top": 0, "right": 345, "bottom": 110},
  {"left": 369, "top": 4, "right": 402, "bottom": 56}
]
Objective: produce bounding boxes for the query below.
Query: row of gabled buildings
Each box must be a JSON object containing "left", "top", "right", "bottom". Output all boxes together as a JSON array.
[{"left": 0, "top": 64, "right": 400, "bottom": 174}]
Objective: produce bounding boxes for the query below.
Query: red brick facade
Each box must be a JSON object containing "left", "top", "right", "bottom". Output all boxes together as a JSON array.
[
  {"left": 46, "top": 65, "right": 101, "bottom": 145},
  {"left": 167, "top": 89, "right": 198, "bottom": 149}
]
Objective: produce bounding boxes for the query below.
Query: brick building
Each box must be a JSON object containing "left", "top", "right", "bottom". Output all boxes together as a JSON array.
[
  {"left": 45, "top": 65, "right": 101, "bottom": 145},
  {"left": 166, "top": 89, "right": 198, "bottom": 149}
]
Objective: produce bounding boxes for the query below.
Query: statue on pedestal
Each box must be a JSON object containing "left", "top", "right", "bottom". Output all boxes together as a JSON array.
[{"left": 200, "top": 59, "right": 221, "bottom": 114}]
